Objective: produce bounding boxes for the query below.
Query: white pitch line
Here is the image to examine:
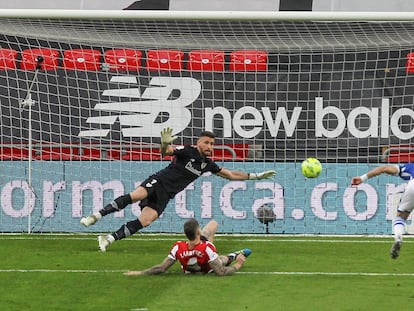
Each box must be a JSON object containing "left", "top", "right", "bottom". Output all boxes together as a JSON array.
[
  {"left": 0, "top": 236, "right": 411, "bottom": 243},
  {"left": 0, "top": 269, "right": 126, "bottom": 273},
  {"left": 0, "top": 269, "right": 414, "bottom": 277},
  {"left": 239, "top": 271, "right": 414, "bottom": 276}
]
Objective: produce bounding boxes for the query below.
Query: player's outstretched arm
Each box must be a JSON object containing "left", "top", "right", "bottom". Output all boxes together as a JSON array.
[
  {"left": 248, "top": 170, "right": 276, "bottom": 180},
  {"left": 124, "top": 257, "right": 176, "bottom": 276},
  {"left": 351, "top": 165, "right": 399, "bottom": 185},
  {"left": 210, "top": 254, "right": 246, "bottom": 276},
  {"left": 217, "top": 168, "right": 276, "bottom": 181},
  {"left": 160, "top": 127, "right": 177, "bottom": 156}
]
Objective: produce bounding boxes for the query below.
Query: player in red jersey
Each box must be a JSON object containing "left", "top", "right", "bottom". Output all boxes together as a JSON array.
[{"left": 124, "top": 218, "right": 251, "bottom": 276}]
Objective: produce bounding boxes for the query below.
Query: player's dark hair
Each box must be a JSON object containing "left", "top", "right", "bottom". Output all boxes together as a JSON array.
[
  {"left": 199, "top": 131, "right": 215, "bottom": 139},
  {"left": 184, "top": 218, "right": 200, "bottom": 241}
]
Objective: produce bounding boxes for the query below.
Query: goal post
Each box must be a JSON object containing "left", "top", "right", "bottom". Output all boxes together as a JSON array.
[
  {"left": 3, "top": 9, "right": 414, "bottom": 20},
  {"left": 0, "top": 10, "right": 414, "bottom": 234}
]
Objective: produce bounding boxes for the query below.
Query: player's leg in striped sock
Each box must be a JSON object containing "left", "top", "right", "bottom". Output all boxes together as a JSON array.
[
  {"left": 99, "top": 194, "right": 133, "bottom": 216},
  {"left": 390, "top": 215, "right": 406, "bottom": 259}
]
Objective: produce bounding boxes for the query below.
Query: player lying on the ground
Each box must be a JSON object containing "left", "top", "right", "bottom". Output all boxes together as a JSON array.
[
  {"left": 124, "top": 219, "right": 251, "bottom": 276},
  {"left": 351, "top": 163, "right": 414, "bottom": 259},
  {"left": 81, "top": 127, "right": 276, "bottom": 251}
]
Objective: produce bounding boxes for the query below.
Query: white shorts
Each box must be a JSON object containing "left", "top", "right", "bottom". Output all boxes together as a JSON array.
[{"left": 398, "top": 179, "right": 414, "bottom": 213}]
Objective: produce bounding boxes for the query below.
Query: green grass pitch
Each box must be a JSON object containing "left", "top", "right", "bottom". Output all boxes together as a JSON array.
[{"left": 1, "top": 234, "right": 414, "bottom": 311}]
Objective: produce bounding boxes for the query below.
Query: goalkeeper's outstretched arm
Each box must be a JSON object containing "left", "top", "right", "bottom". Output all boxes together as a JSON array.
[{"left": 217, "top": 168, "right": 276, "bottom": 181}]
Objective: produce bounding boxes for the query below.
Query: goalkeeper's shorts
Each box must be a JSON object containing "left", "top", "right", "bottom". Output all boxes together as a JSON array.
[{"left": 139, "top": 176, "right": 170, "bottom": 216}]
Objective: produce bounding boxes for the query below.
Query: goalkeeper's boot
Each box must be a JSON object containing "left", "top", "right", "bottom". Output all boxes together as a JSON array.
[
  {"left": 227, "top": 248, "right": 252, "bottom": 265},
  {"left": 80, "top": 213, "right": 101, "bottom": 227},
  {"left": 390, "top": 239, "right": 402, "bottom": 259},
  {"left": 98, "top": 235, "right": 112, "bottom": 252}
]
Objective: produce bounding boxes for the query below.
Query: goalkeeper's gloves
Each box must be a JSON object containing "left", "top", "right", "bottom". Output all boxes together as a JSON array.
[
  {"left": 248, "top": 170, "right": 276, "bottom": 180},
  {"left": 160, "top": 127, "right": 178, "bottom": 146}
]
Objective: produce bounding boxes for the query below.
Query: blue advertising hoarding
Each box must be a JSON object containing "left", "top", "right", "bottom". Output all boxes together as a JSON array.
[{"left": 0, "top": 161, "right": 406, "bottom": 234}]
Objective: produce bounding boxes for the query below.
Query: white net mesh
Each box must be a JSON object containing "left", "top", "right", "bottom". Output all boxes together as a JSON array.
[{"left": 1, "top": 12, "right": 414, "bottom": 234}]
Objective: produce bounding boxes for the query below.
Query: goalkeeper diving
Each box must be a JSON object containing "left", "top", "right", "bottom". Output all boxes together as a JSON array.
[{"left": 81, "top": 128, "right": 276, "bottom": 251}]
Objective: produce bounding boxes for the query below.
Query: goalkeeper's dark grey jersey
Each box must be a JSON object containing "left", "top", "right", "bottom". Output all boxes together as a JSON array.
[{"left": 152, "top": 145, "right": 221, "bottom": 197}]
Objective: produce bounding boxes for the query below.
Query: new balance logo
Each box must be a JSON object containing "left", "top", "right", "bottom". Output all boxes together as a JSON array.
[{"left": 78, "top": 76, "right": 201, "bottom": 138}]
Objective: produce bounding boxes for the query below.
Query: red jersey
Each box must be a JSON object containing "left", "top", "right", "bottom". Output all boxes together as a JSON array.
[{"left": 168, "top": 240, "right": 219, "bottom": 274}]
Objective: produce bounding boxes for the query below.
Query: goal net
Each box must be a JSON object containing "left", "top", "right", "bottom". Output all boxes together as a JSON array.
[{"left": 1, "top": 10, "right": 414, "bottom": 234}]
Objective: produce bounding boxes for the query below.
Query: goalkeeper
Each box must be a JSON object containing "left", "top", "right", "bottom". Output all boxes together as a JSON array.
[{"left": 81, "top": 128, "right": 276, "bottom": 251}]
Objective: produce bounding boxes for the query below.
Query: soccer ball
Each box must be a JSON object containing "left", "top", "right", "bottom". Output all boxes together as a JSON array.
[{"left": 301, "top": 157, "right": 322, "bottom": 178}]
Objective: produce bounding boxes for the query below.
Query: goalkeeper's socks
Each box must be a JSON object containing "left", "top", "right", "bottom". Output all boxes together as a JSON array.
[
  {"left": 113, "top": 219, "right": 143, "bottom": 240},
  {"left": 100, "top": 194, "right": 133, "bottom": 216},
  {"left": 93, "top": 212, "right": 102, "bottom": 220}
]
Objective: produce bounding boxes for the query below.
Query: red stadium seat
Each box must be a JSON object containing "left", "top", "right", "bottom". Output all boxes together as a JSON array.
[
  {"left": 382, "top": 145, "right": 414, "bottom": 163},
  {"left": 104, "top": 49, "right": 142, "bottom": 71},
  {"left": 105, "top": 149, "right": 122, "bottom": 160},
  {"left": 229, "top": 50, "right": 268, "bottom": 71},
  {"left": 35, "top": 145, "right": 77, "bottom": 161},
  {"left": 0, "top": 146, "right": 34, "bottom": 160},
  {"left": 106, "top": 147, "right": 172, "bottom": 161},
  {"left": 406, "top": 52, "right": 414, "bottom": 73},
  {"left": 210, "top": 144, "right": 249, "bottom": 161},
  {"left": 74, "top": 147, "right": 102, "bottom": 160},
  {"left": 0, "top": 48, "right": 18, "bottom": 70},
  {"left": 188, "top": 50, "right": 225, "bottom": 71},
  {"left": 146, "top": 49, "right": 184, "bottom": 71},
  {"left": 63, "top": 49, "right": 101, "bottom": 71},
  {"left": 121, "top": 147, "right": 162, "bottom": 161},
  {"left": 21, "top": 48, "right": 60, "bottom": 70}
]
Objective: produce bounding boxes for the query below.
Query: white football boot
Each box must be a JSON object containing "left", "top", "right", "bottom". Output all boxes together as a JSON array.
[
  {"left": 80, "top": 214, "right": 100, "bottom": 227},
  {"left": 98, "top": 235, "right": 111, "bottom": 252}
]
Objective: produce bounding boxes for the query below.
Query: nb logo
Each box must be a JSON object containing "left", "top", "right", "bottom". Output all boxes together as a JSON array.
[{"left": 78, "top": 76, "right": 201, "bottom": 138}]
